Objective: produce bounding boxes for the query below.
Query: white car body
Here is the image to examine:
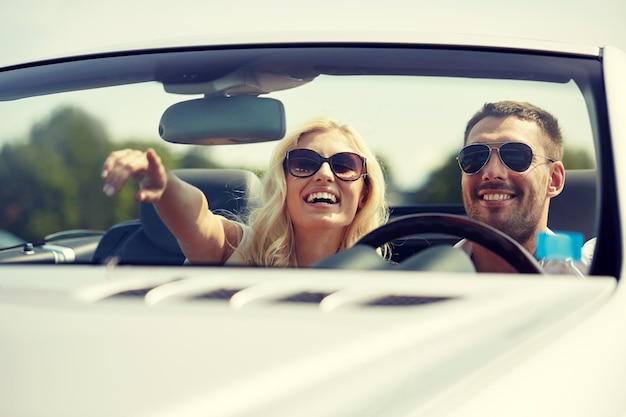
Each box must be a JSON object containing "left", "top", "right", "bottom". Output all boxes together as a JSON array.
[{"left": 0, "top": 33, "right": 624, "bottom": 416}]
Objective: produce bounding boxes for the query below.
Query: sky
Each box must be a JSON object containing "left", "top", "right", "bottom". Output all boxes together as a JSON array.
[
  {"left": 2, "top": 0, "right": 626, "bottom": 67},
  {"left": 0, "top": 0, "right": 624, "bottom": 189}
]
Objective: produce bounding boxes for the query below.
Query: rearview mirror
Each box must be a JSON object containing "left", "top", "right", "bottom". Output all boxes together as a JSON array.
[{"left": 159, "top": 96, "right": 285, "bottom": 145}]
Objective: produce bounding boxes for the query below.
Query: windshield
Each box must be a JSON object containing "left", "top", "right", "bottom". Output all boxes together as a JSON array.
[{"left": 0, "top": 45, "right": 598, "bottom": 258}]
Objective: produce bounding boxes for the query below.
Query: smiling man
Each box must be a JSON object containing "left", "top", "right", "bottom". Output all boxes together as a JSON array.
[{"left": 456, "top": 101, "right": 566, "bottom": 272}]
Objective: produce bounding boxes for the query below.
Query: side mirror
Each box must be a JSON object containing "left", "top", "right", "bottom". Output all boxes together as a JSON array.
[{"left": 159, "top": 96, "right": 285, "bottom": 145}]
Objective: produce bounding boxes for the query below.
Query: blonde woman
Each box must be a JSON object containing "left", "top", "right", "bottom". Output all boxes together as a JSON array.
[{"left": 102, "top": 117, "right": 389, "bottom": 267}]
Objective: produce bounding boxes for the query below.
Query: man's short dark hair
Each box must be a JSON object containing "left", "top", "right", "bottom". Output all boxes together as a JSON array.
[{"left": 464, "top": 101, "right": 563, "bottom": 160}]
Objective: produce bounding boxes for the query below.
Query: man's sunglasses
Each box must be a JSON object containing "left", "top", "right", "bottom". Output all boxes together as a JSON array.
[
  {"left": 457, "top": 142, "right": 555, "bottom": 175},
  {"left": 284, "top": 148, "right": 367, "bottom": 181}
]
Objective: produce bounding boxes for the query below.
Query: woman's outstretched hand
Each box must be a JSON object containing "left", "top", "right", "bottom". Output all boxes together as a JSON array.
[{"left": 101, "top": 148, "right": 168, "bottom": 203}]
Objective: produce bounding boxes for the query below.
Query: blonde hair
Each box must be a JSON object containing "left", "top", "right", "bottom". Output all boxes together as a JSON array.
[{"left": 240, "top": 117, "right": 389, "bottom": 267}]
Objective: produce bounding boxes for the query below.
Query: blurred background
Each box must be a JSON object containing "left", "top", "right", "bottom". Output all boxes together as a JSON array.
[{"left": 0, "top": 0, "right": 611, "bottom": 242}]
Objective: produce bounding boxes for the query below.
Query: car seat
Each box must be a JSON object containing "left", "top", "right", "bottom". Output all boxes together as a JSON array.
[
  {"left": 547, "top": 169, "right": 597, "bottom": 241},
  {"left": 92, "top": 168, "right": 263, "bottom": 265}
]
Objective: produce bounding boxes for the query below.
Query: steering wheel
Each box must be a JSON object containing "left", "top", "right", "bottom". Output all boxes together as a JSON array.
[
  {"left": 358, "top": 213, "right": 543, "bottom": 274},
  {"left": 313, "top": 213, "right": 543, "bottom": 274}
]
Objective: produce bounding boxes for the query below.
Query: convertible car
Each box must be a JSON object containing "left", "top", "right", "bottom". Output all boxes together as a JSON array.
[{"left": 0, "top": 32, "right": 624, "bottom": 416}]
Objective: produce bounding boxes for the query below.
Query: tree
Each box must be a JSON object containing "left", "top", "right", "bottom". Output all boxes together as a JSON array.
[
  {"left": 0, "top": 105, "right": 222, "bottom": 241},
  {"left": 409, "top": 155, "right": 463, "bottom": 205},
  {"left": 179, "top": 147, "right": 221, "bottom": 169},
  {"left": 562, "top": 148, "right": 595, "bottom": 170},
  {"left": 0, "top": 106, "right": 113, "bottom": 240}
]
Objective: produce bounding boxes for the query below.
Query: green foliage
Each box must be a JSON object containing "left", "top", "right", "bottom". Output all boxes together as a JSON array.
[
  {"left": 0, "top": 105, "right": 218, "bottom": 241},
  {"left": 0, "top": 106, "right": 110, "bottom": 240},
  {"left": 0, "top": 103, "right": 599, "bottom": 242},
  {"left": 408, "top": 155, "right": 463, "bottom": 205},
  {"left": 562, "top": 148, "right": 595, "bottom": 170},
  {"left": 179, "top": 147, "right": 221, "bottom": 169}
]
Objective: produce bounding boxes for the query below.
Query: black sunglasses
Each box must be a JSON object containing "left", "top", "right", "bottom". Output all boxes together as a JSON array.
[
  {"left": 457, "top": 142, "right": 555, "bottom": 175},
  {"left": 284, "top": 148, "right": 367, "bottom": 181}
]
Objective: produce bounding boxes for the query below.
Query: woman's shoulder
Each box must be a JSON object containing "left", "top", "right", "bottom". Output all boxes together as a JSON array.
[{"left": 224, "top": 221, "right": 250, "bottom": 265}]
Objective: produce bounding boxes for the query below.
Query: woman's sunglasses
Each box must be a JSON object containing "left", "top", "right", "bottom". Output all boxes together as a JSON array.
[
  {"left": 284, "top": 148, "right": 367, "bottom": 181},
  {"left": 457, "top": 142, "right": 555, "bottom": 175}
]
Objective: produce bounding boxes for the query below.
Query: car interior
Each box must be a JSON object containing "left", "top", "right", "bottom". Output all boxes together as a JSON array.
[
  {"left": 0, "top": 44, "right": 609, "bottom": 275},
  {"left": 89, "top": 167, "right": 597, "bottom": 267},
  {"left": 92, "top": 168, "right": 264, "bottom": 265},
  {"left": 0, "top": 166, "right": 598, "bottom": 270}
]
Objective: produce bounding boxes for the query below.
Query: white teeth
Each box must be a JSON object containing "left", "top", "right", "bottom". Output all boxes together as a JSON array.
[
  {"left": 482, "top": 194, "right": 511, "bottom": 201},
  {"left": 306, "top": 192, "right": 337, "bottom": 204}
]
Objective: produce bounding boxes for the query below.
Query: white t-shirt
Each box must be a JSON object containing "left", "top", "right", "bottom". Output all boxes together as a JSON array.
[
  {"left": 454, "top": 229, "right": 596, "bottom": 272},
  {"left": 183, "top": 222, "right": 250, "bottom": 266},
  {"left": 224, "top": 222, "right": 250, "bottom": 265}
]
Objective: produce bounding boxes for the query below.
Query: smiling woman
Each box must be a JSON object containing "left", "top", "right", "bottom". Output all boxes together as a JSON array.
[{"left": 101, "top": 116, "right": 390, "bottom": 267}]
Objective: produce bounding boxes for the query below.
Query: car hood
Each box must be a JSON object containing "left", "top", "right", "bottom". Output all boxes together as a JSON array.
[{"left": 0, "top": 266, "right": 615, "bottom": 417}]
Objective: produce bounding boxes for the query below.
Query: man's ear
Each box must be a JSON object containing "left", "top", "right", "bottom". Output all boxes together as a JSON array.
[{"left": 547, "top": 161, "right": 565, "bottom": 198}]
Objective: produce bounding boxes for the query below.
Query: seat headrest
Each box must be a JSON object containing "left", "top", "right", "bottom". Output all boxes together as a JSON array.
[
  {"left": 140, "top": 168, "right": 263, "bottom": 254},
  {"left": 548, "top": 169, "right": 597, "bottom": 241}
]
